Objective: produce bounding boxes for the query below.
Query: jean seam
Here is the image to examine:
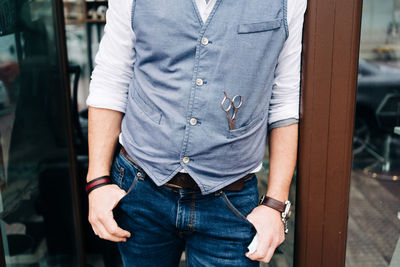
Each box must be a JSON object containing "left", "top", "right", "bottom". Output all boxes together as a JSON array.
[
  {"left": 126, "top": 174, "right": 139, "bottom": 195},
  {"left": 118, "top": 166, "right": 124, "bottom": 187},
  {"left": 189, "top": 195, "right": 196, "bottom": 231},
  {"left": 117, "top": 152, "right": 141, "bottom": 197},
  {"left": 220, "top": 192, "right": 250, "bottom": 223}
]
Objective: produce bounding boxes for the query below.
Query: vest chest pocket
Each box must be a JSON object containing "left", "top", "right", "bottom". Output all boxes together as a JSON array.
[
  {"left": 237, "top": 18, "right": 282, "bottom": 34},
  {"left": 131, "top": 88, "right": 163, "bottom": 125}
]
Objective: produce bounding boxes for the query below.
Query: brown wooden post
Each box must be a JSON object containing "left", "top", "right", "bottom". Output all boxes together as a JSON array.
[{"left": 294, "top": 0, "right": 363, "bottom": 266}]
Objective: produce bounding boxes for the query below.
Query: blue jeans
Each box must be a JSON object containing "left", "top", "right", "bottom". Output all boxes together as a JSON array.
[{"left": 111, "top": 150, "right": 260, "bottom": 267}]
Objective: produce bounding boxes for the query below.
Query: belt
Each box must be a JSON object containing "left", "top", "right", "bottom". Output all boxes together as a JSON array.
[
  {"left": 121, "top": 146, "right": 253, "bottom": 192},
  {"left": 164, "top": 172, "right": 253, "bottom": 192}
]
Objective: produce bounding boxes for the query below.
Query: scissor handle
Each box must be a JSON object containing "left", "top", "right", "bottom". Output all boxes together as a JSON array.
[
  {"left": 220, "top": 92, "right": 232, "bottom": 112},
  {"left": 232, "top": 95, "right": 243, "bottom": 109}
]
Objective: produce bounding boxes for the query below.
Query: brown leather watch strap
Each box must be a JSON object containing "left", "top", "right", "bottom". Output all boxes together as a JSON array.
[{"left": 259, "top": 195, "right": 286, "bottom": 213}]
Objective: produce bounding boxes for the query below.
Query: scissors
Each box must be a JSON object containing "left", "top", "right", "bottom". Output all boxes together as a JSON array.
[{"left": 220, "top": 91, "right": 243, "bottom": 130}]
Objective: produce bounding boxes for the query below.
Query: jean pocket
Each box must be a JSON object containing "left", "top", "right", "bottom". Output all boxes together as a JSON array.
[
  {"left": 123, "top": 175, "right": 139, "bottom": 198},
  {"left": 111, "top": 151, "right": 143, "bottom": 197},
  {"left": 219, "top": 191, "right": 258, "bottom": 227}
]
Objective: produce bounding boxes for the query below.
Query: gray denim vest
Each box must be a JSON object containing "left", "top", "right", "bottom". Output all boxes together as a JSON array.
[{"left": 121, "top": 0, "right": 288, "bottom": 194}]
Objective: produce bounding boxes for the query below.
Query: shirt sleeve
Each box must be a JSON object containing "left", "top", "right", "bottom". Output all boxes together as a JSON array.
[
  {"left": 86, "top": 0, "right": 136, "bottom": 113},
  {"left": 267, "top": 0, "right": 307, "bottom": 131}
]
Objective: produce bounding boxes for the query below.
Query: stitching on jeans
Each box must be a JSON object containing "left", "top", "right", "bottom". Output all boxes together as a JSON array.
[
  {"left": 188, "top": 195, "right": 196, "bottom": 230},
  {"left": 118, "top": 167, "right": 124, "bottom": 187},
  {"left": 125, "top": 175, "right": 139, "bottom": 195},
  {"left": 221, "top": 192, "right": 249, "bottom": 222},
  {"left": 176, "top": 199, "right": 181, "bottom": 229}
]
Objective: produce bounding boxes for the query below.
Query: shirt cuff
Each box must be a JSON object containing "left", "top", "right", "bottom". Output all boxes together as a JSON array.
[
  {"left": 86, "top": 89, "right": 127, "bottom": 114},
  {"left": 268, "top": 118, "right": 299, "bottom": 132}
]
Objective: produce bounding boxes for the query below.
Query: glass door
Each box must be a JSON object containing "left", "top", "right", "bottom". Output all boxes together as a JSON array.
[
  {"left": 0, "top": 0, "right": 81, "bottom": 265},
  {"left": 347, "top": 0, "right": 400, "bottom": 265}
]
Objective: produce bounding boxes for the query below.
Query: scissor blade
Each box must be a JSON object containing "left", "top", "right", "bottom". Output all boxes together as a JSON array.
[
  {"left": 226, "top": 112, "right": 235, "bottom": 130},
  {"left": 229, "top": 120, "right": 236, "bottom": 130}
]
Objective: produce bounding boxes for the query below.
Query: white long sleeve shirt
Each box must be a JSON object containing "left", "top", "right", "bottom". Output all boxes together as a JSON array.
[{"left": 86, "top": 0, "right": 307, "bottom": 173}]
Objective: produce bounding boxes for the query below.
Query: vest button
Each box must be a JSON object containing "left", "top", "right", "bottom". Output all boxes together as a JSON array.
[
  {"left": 201, "top": 37, "right": 209, "bottom": 45},
  {"left": 189, "top": 118, "right": 198, "bottom": 126},
  {"left": 196, "top": 78, "right": 203, "bottom": 86},
  {"left": 182, "top": 157, "right": 190, "bottom": 164}
]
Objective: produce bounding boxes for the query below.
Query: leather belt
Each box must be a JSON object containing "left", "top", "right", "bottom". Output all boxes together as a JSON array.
[
  {"left": 121, "top": 146, "right": 140, "bottom": 168},
  {"left": 121, "top": 146, "right": 253, "bottom": 192},
  {"left": 164, "top": 172, "right": 253, "bottom": 192}
]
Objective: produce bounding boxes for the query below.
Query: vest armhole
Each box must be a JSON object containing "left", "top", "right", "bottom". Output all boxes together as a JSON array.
[
  {"left": 283, "top": 0, "right": 289, "bottom": 40},
  {"left": 131, "top": 0, "right": 137, "bottom": 32}
]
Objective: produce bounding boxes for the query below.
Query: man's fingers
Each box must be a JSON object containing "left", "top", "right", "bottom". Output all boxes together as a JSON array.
[
  {"left": 246, "top": 236, "right": 272, "bottom": 261},
  {"left": 89, "top": 214, "right": 104, "bottom": 237},
  {"left": 90, "top": 219, "right": 108, "bottom": 239},
  {"left": 262, "top": 247, "right": 276, "bottom": 263},
  {"left": 100, "top": 210, "right": 131, "bottom": 238},
  {"left": 94, "top": 219, "right": 128, "bottom": 242},
  {"left": 246, "top": 233, "right": 281, "bottom": 263},
  {"left": 90, "top": 209, "right": 131, "bottom": 242},
  {"left": 247, "top": 250, "right": 267, "bottom": 261},
  {"left": 113, "top": 189, "right": 127, "bottom": 208}
]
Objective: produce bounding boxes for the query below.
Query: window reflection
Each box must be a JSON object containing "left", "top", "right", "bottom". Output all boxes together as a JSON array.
[
  {"left": 348, "top": 0, "right": 400, "bottom": 266},
  {"left": 0, "top": 0, "right": 79, "bottom": 265}
]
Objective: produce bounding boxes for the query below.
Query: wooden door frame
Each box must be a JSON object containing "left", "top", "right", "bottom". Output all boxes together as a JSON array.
[
  {"left": 294, "top": 0, "right": 363, "bottom": 266},
  {"left": 53, "top": 0, "right": 86, "bottom": 265}
]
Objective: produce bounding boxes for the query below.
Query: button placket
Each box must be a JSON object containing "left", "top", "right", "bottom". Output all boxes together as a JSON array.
[{"left": 179, "top": 3, "right": 221, "bottom": 168}]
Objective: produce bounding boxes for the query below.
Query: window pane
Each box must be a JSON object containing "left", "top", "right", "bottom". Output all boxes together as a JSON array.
[
  {"left": 347, "top": 0, "right": 400, "bottom": 266},
  {"left": 0, "top": 0, "right": 79, "bottom": 265}
]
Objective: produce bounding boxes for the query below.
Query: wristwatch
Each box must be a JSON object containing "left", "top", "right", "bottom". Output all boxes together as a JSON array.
[{"left": 259, "top": 195, "right": 291, "bottom": 234}]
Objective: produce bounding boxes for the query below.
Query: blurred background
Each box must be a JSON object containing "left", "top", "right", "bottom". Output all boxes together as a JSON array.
[
  {"left": 0, "top": 0, "right": 399, "bottom": 266},
  {"left": 347, "top": 1, "right": 400, "bottom": 266}
]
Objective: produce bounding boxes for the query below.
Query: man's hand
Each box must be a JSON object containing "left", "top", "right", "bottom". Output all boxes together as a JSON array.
[
  {"left": 88, "top": 184, "right": 131, "bottom": 242},
  {"left": 245, "top": 205, "right": 285, "bottom": 263}
]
